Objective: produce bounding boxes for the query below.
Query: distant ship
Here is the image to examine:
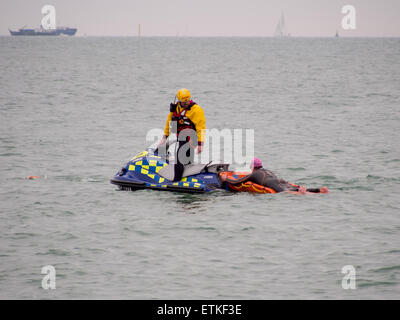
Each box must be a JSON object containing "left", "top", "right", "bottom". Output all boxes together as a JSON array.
[
  {"left": 274, "top": 11, "right": 290, "bottom": 37},
  {"left": 9, "top": 25, "right": 77, "bottom": 36}
]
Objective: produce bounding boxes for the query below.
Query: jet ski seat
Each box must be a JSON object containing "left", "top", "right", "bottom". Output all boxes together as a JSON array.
[{"left": 158, "top": 162, "right": 229, "bottom": 181}]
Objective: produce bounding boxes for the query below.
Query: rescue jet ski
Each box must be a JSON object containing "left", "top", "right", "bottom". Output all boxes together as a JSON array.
[
  {"left": 110, "top": 145, "right": 229, "bottom": 193},
  {"left": 111, "top": 144, "right": 328, "bottom": 195}
]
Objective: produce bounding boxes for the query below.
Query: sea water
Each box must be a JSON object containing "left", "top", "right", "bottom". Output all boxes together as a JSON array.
[{"left": 0, "top": 36, "right": 399, "bottom": 299}]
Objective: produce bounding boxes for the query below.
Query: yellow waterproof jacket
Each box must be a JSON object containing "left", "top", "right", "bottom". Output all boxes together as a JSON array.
[{"left": 163, "top": 102, "right": 206, "bottom": 146}]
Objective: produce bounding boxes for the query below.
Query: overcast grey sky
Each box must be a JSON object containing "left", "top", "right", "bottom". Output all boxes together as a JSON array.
[{"left": 1, "top": 0, "right": 399, "bottom": 36}]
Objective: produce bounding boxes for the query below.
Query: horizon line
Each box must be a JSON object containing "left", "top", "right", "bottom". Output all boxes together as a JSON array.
[{"left": 1, "top": 34, "right": 400, "bottom": 38}]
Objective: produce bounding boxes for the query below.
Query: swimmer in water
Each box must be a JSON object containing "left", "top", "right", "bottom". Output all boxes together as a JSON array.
[{"left": 220, "top": 158, "right": 329, "bottom": 194}]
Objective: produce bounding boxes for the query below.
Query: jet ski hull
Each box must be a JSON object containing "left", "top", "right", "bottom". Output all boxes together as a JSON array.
[
  {"left": 110, "top": 149, "right": 223, "bottom": 193},
  {"left": 111, "top": 176, "right": 210, "bottom": 193}
]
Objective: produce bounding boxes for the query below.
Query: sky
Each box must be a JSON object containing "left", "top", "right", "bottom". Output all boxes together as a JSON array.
[{"left": 1, "top": 0, "right": 399, "bottom": 37}]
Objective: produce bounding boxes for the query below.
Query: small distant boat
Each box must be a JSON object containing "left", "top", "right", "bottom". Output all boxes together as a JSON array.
[
  {"left": 274, "top": 11, "right": 290, "bottom": 37},
  {"left": 9, "top": 25, "right": 77, "bottom": 36}
]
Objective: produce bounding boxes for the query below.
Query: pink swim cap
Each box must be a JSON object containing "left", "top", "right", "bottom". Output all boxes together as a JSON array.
[{"left": 250, "top": 157, "right": 263, "bottom": 169}]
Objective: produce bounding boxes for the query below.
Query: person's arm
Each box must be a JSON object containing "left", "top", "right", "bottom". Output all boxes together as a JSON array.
[
  {"left": 164, "top": 112, "right": 172, "bottom": 138},
  {"left": 224, "top": 173, "right": 253, "bottom": 185},
  {"left": 158, "top": 112, "right": 173, "bottom": 147},
  {"left": 190, "top": 106, "right": 206, "bottom": 152},
  {"left": 163, "top": 112, "right": 173, "bottom": 138}
]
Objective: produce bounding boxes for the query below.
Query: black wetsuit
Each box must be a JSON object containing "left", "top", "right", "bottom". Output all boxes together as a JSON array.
[{"left": 224, "top": 168, "right": 322, "bottom": 193}]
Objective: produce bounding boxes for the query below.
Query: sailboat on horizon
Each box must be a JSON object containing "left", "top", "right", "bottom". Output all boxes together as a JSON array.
[{"left": 274, "top": 11, "right": 290, "bottom": 37}]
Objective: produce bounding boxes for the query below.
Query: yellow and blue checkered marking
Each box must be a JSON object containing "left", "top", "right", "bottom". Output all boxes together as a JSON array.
[
  {"left": 171, "top": 181, "right": 202, "bottom": 188},
  {"left": 181, "top": 177, "right": 199, "bottom": 183},
  {"left": 127, "top": 155, "right": 205, "bottom": 190},
  {"left": 128, "top": 158, "right": 168, "bottom": 183}
]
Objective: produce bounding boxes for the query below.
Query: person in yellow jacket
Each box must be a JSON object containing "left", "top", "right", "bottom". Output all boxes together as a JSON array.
[{"left": 157, "top": 88, "right": 206, "bottom": 181}]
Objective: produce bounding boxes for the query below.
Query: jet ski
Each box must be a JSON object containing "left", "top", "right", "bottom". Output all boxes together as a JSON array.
[
  {"left": 110, "top": 145, "right": 230, "bottom": 193},
  {"left": 111, "top": 144, "right": 328, "bottom": 195}
]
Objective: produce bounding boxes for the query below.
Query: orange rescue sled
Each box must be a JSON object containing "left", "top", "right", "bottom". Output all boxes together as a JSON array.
[{"left": 220, "top": 171, "right": 305, "bottom": 194}]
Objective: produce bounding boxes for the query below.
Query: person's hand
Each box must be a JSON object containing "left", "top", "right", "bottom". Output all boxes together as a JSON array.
[
  {"left": 197, "top": 145, "right": 203, "bottom": 154},
  {"left": 319, "top": 187, "right": 329, "bottom": 194},
  {"left": 157, "top": 136, "right": 167, "bottom": 148}
]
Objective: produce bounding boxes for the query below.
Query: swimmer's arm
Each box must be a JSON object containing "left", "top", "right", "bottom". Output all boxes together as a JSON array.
[{"left": 224, "top": 173, "right": 253, "bottom": 185}]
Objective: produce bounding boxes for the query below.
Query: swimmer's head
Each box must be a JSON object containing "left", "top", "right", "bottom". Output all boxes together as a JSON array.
[{"left": 250, "top": 158, "right": 263, "bottom": 170}]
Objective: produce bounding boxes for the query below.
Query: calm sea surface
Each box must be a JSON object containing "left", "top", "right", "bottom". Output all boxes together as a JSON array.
[{"left": 0, "top": 36, "right": 399, "bottom": 299}]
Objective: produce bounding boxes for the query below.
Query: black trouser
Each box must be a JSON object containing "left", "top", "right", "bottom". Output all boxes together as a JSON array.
[{"left": 173, "top": 140, "right": 195, "bottom": 182}]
